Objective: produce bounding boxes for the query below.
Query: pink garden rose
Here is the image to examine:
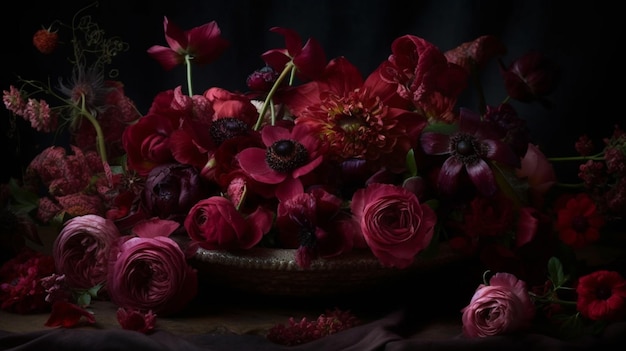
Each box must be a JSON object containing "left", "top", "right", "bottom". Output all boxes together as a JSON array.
[
  {"left": 461, "top": 272, "right": 535, "bottom": 338},
  {"left": 107, "top": 235, "right": 198, "bottom": 316},
  {"left": 350, "top": 183, "right": 437, "bottom": 268},
  {"left": 53, "top": 214, "right": 120, "bottom": 291},
  {"left": 184, "top": 196, "right": 273, "bottom": 250}
]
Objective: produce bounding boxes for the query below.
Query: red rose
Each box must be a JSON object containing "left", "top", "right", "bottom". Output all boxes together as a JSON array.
[
  {"left": 350, "top": 183, "right": 437, "bottom": 268},
  {"left": 184, "top": 196, "right": 272, "bottom": 250}
]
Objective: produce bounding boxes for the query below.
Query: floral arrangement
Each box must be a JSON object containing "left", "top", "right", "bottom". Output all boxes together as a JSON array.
[{"left": 1, "top": 2, "right": 625, "bottom": 343}]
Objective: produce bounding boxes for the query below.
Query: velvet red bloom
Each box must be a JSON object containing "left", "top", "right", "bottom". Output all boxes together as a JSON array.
[
  {"left": 576, "top": 270, "right": 626, "bottom": 322},
  {"left": 554, "top": 193, "right": 605, "bottom": 249}
]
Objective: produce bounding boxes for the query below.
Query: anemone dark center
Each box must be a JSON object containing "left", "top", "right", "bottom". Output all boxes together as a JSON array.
[
  {"left": 210, "top": 117, "right": 249, "bottom": 146},
  {"left": 265, "top": 139, "right": 309, "bottom": 173},
  {"left": 450, "top": 133, "right": 486, "bottom": 165}
]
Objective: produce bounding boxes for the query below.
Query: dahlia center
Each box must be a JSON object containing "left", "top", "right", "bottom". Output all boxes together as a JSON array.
[{"left": 266, "top": 139, "right": 309, "bottom": 173}]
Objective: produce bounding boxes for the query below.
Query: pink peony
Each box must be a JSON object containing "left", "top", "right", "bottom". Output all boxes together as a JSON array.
[
  {"left": 107, "top": 235, "right": 198, "bottom": 316},
  {"left": 461, "top": 272, "right": 535, "bottom": 337},
  {"left": 53, "top": 214, "right": 121, "bottom": 291},
  {"left": 350, "top": 183, "right": 437, "bottom": 268}
]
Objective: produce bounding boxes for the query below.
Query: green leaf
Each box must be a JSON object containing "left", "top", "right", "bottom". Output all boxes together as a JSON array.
[
  {"left": 422, "top": 122, "right": 458, "bottom": 134},
  {"left": 405, "top": 149, "right": 418, "bottom": 177},
  {"left": 7, "top": 178, "right": 39, "bottom": 215},
  {"left": 547, "top": 256, "right": 569, "bottom": 288},
  {"left": 76, "top": 292, "right": 92, "bottom": 307}
]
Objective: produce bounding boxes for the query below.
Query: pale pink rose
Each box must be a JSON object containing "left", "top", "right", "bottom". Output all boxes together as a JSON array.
[
  {"left": 516, "top": 143, "right": 557, "bottom": 207},
  {"left": 461, "top": 272, "right": 535, "bottom": 338},
  {"left": 108, "top": 236, "right": 198, "bottom": 316},
  {"left": 350, "top": 183, "right": 437, "bottom": 268},
  {"left": 184, "top": 196, "right": 272, "bottom": 250},
  {"left": 53, "top": 214, "right": 120, "bottom": 291}
]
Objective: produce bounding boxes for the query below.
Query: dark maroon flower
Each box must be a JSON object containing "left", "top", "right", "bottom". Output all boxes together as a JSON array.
[
  {"left": 499, "top": 52, "right": 559, "bottom": 104},
  {"left": 0, "top": 248, "right": 54, "bottom": 314},
  {"left": 261, "top": 27, "right": 327, "bottom": 81},
  {"left": 275, "top": 188, "right": 357, "bottom": 268},
  {"left": 141, "top": 163, "right": 212, "bottom": 224},
  {"left": 484, "top": 103, "right": 530, "bottom": 159},
  {"left": 147, "top": 17, "right": 229, "bottom": 71},
  {"left": 444, "top": 34, "right": 507, "bottom": 72},
  {"left": 419, "top": 108, "right": 520, "bottom": 196},
  {"left": 555, "top": 193, "right": 605, "bottom": 249},
  {"left": 247, "top": 66, "right": 280, "bottom": 92}
]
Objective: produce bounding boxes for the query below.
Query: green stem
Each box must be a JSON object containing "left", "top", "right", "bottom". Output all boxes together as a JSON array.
[
  {"left": 78, "top": 95, "right": 111, "bottom": 183},
  {"left": 185, "top": 54, "right": 193, "bottom": 96},
  {"left": 548, "top": 152, "right": 604, "bottom": 162},
  {"left": 254, "top": 61, "right": 295, "bottom": 131}
]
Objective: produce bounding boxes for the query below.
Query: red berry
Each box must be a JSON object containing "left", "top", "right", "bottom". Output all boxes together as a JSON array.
[{"left": 33, "top": 29, "right": 59, "bottom": 54}]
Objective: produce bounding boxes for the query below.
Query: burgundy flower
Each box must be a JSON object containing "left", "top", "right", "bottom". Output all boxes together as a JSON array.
[
  {"left": 499, "top": 52, "right": 559, "bottom": 104},
  {"left": 261, "top": 27, "right": 327, "bottom": 81},
  {"left": 0, "top": 248, "right": 54, "bottom": 314},
  {"left": 236, "top": 124, "right": 324, "bottom": 201},
  {"left": 350, "top": 183, "right": 437, "bottom": 268},
  {"left": 380, "top": 34, "right": 469, "bottom": 123},
  {"left": 275, "top": 188, "right": 358, "bottom": 268},
  {"left": 420, "top": 108, "right": 520, "bottom": 196},
  {"left": 576, "top": 270, "right": 626, "bottom": 322},
  {"left": 461, "top": 272, "right": 535, "bottom": 337},
  {"left": 117, "top": 307, "right": 157, "bottom": 333},
  {"left": 147, "top": 16, "right": 229, "bottom": 71},
  {"left": 444, "top": 35, "right": 507, "bottom": 72},
  {"left": 184, "top": 196, "right": 273, "bottom": 250},
  {"left": 140, "top": 163, "right": 212, "bottom": 224},
  {"left": 555, "top": 193, "right": 605, "bottom": 249}
]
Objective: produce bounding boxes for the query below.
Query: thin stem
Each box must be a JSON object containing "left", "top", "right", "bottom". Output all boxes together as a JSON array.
[
  {"left": 254, "top": 61, "right": 295, "bottom": 131},
  {"left": 185, "top": 54, "right": 193, "bottom": 96},
  {"left": 78, "top": 95, "right": 111, "bottom": 184},
  {"left": 548, "top": 152, "right": 604, "bottom": 162}
]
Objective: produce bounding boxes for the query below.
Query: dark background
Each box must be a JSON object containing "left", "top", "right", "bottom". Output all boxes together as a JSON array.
[{"left": 2, "top": 0, "right": 624, "bottom": 183}]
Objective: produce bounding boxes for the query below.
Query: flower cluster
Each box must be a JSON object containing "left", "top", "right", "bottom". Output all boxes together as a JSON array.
[{"left": 1, "top": 3, "right": 625, "bottom": 341}]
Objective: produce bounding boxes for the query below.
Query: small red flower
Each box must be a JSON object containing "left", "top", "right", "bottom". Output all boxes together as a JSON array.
[
  {"left": 33, "top": 28, "right": 59, "bottom": 54},
  {"left": 576, "top": 270, "right": 626, "bottom": 322},
  {"left": 554, "top": 193, "right": 605, "bottom": 249}
]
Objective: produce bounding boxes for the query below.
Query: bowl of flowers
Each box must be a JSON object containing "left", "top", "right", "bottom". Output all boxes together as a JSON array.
[{"left": 1, "top": 2, "right": 624, "bottom": 340}]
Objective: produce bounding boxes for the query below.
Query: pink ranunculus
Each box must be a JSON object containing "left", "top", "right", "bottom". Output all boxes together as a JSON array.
[
  {"left": 350, "top": 183, "right": 437, "bottom": 268},
  {"left": 108, "top": 236, "right": 198, "bottom": 316},
  {"left": 53, "top": 214, "right": 121, "bottom": 291},
  {"left": 461, "top": 272, "right": 535, "bottom": 338},
  {"left": 184, "top": 196, "right": 272, "bottom": 250}
]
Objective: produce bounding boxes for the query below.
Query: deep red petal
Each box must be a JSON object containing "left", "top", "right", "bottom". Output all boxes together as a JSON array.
[
  {"left": 466, "top": 159, "right": 497, "bottom": 196},
  {"left": 420, "top": 132, "right": 451, "bottom": 155},
  {"left": 237, "top": 148, "right": 286, "bottom": 184},
  {"left": 269, "top": 27, "right": 303, "bottom": 56},
  {"left": 146, "top": 46, "right": 183, "bottom": 71},
  {"left": 438, "top": 156, "right": 463, "bottom": 193},
  {"left": 293, "top": 38, "right": 327, "bottom": 81},
  {"left": 162, "top": 16, "right": 186, "bottom": 52}
]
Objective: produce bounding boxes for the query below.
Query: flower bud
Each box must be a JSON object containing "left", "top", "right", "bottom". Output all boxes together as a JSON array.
[
  {"left": 141, "top": 163, "right": 211, "bottom": 223},
  {"left": 246, "top": 66, "right": 279, "bottom": 92},
  {"left": 500, "top": 52, "right": 559, "bottom": 103}
]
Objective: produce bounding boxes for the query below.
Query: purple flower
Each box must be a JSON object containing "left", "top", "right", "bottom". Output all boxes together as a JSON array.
[{"left": 420, "top": 108, "right": 519, "bottom": 196}]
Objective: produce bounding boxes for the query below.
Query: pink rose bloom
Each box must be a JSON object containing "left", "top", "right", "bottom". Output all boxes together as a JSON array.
[
  {"left": 350, "top": 183, "right": 437, "bottom": 268},
  {"left": 461, "top": 272, "right": 535, "bottom": 338},
  {"left": 108, "top": 235, "right": 198, "bottom": 316},
  {"left": 184, "top": 196, "right": 273, "bottom": 250},
  {"left": 53, "top": 214, "right": 120, "bottom": 291}
]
